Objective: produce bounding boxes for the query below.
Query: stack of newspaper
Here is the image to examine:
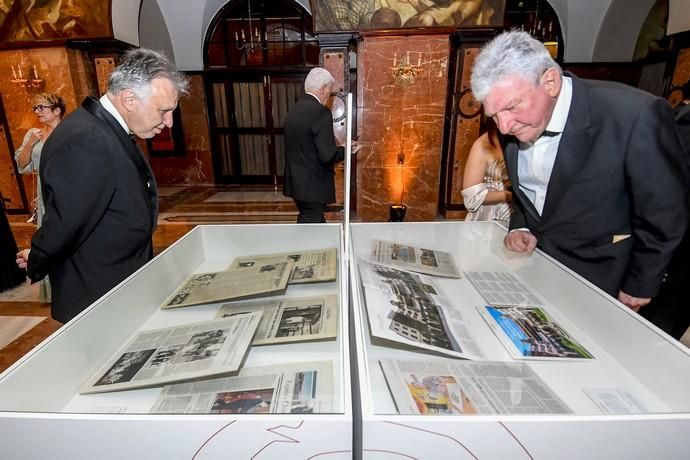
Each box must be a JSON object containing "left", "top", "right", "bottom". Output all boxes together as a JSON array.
[{"left": 161, "top": 248, "right": 338, "bottom": 309}]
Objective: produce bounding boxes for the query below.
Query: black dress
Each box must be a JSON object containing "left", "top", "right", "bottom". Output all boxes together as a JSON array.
[{"left": 0, "top": 193, "right": 26, "bottom": 292}]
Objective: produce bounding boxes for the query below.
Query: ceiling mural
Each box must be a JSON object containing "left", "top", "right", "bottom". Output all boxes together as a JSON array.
[
  {"left": 0, "top": 0, "right": 111, "bottom": 45},
  {"left": 311, "top": 0, "right": 505, "bottom": 32}
]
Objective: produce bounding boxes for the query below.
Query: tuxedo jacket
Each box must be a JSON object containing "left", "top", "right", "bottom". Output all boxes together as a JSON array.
[
  {"left": 28, "top": 97, "right": 158, "bottom": 323},
  {"left": 504, "top": 74, "right": 689, "bottom": 298},
  {"left": 283, "top": 95, "right": 344, "bottom": 203}
]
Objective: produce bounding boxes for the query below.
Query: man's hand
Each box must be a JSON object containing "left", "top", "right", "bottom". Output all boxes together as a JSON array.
[
  {"left": 16, "top": 249, "right": 30, "bottom": 270},
  {"left": 504, "top": 230, "right": 538, "bottom": 253},
  {"left": 618, "top": 290, "right": 651, "bottom": 312}
]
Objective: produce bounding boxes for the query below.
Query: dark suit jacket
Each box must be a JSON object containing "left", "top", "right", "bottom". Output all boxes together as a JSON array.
[
  {"left": 283, "top": 95, "right": 344, "bottom": 203},
  {"left": 28, "top": 97, "right": 158, "bottom": 323},
  {"left": 504, "top": 74, "right": 689, "bottom": 298}
]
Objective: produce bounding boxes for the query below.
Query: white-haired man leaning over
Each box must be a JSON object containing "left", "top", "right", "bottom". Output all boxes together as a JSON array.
[{"left": 470, "top": 30, "right": 689, "bottom": 313}]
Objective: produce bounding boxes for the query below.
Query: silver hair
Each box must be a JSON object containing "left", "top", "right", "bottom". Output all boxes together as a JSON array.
[
  {"left": 304, "top": 67, "right": 334, "bottom": 93},
  {"left": 471, "top": 30, "right": 561, "bottom": 102},
  {"left": 108, "top": 48, "right": 189, "bottom": 100}
]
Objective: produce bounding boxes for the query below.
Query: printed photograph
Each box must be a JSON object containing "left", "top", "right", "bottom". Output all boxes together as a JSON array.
[{"left": 94, "top": 349, "right": 156, "bottom": 386}]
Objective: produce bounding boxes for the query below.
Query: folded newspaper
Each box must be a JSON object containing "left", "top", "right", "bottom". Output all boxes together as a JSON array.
[
  {"left": 80, "top": 313, "right": 262, "bottom": 394},
  {"left": 371, "top": 240, "right": 461, "bottom": 278},
  {"left": 216, "top": 295, "right": 338, "bottom": 345},
  {"left": 357, "top": 260, "right": 483, "bottom": 360},
  {"left": 161, "top": 259, "right": 294, "bottom": 309},
  {"left": 229, "top": 249, "right": 337, "bottom": 284},
  {"left": 149, "top": 361, "right": 334, "bottom": 414},
  {"left": 380, "top": 358, "right": 571, "bottom": 415}
]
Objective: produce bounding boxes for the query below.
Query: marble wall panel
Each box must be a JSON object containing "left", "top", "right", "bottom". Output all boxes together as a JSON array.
[
  {"left": 150, "top": 74, "right": 214, "bottom": 185},
  {"left": 356, "top": 35, "right": 449, "bottom": 221}
]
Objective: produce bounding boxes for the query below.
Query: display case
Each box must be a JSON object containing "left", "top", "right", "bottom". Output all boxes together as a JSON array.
[
  {"left": 0, "top": 224, "right": 353, "bottom": 459},
  {"left": 350, "top": 221, "right": 690, "bottom": 459}
]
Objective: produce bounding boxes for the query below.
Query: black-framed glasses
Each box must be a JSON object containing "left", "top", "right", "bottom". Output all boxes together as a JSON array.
[{"left": 32, "top": 104, "right": 54, "bottom": 112}]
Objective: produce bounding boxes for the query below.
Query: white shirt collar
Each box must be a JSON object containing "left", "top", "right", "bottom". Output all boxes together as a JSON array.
[
  {"left": 99, "top": 94, "right": 130, "bottom": 134},
  {"left": 545, "top": 75, "right": 572, "bottom": 134}
]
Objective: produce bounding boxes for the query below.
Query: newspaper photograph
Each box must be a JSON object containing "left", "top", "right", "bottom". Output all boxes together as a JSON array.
[
  {"left": 358, "top": 260, "right": 482, "bottom": 359},
  {"left": 380, "top": 358, "right": 571, "bottom": 415},
  {"left": 371, "top": 240, "right": 461, "bottom": 278},
  {"left": 149, "top": 361, "right": 334, "bottom": 414},
  {"left": 229, "top": 248, "right": 337, "bottom": 284},
  {"left": 478, "top": 305, "right": 594, "bottom": 360},
  {"left": 80, "top": 313, "right": 262, "bottom": 394},
  {"left": 465, "top": 270, "right": 543, "bottom": 306},
  {"left": 161, "top": 259, "right": 294, "bottom": 309},
  {"left": 216, "top": 295, "right": 338, "bottom": 345}
]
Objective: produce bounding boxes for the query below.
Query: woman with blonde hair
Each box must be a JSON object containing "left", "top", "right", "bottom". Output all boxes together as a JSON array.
[
  {"left": 15, "top": 92, "right": 66, "bottom": 225},
  {"left": 14, "top": 92, "right": 65, "bottom": 301}
]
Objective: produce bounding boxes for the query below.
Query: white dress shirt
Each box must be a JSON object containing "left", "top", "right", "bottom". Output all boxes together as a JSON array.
[{"left": 517, "top": 76, "right": 573, "bottom": 215}]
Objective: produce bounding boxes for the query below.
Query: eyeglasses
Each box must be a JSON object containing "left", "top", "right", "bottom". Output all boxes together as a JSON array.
[{"left": 32, "top": 104, "right": 54, "bottom": 112}]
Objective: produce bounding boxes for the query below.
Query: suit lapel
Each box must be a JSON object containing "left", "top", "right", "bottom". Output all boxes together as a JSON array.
[
  {"left": 81, "top": 97, "right": 159, "bottom": 228},
  {"left": 540, "top": 74, "right": 597, "bottom": 222}
]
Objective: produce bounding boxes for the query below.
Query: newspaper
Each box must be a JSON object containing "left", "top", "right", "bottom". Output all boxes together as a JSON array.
[
  {"left": 80, "top": 313, "right": 262, "bottom": 394},
  {"left": 150, "top": 361, "right": 334, "bottom": 414},
  {"left": 215, "top": 295, "right": 338, "bottom": 345},
  {"left": 357, "top": 260, "right": 482, "bottom": 360},
  {"left": 478, "top": 305, "right": 594, "bottom": 360},
  {"left": 465, "top": 270, "right": 543, "bottom": 306},
  {"left": 161, "top": 259, "right": 294, "bottom": 309},
  {"left": 380, "top": 358, "right": 571, "bottom": 415},
  {"left": 371, "top": 240, "right": 461, "bottom": 278},
  {"left": 229, "top": 248, "right": 337, "bottom": 284}
]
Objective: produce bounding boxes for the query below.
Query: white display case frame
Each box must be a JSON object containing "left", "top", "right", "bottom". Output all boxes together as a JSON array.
[
  {"left": 0, "top": 224, "right": 354, "bottom": 459},
  {"left": 349, "top": 221, "right": 690, "bottom": 460}
]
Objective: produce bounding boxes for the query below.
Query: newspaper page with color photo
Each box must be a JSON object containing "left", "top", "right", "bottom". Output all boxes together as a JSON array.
[
  {"left": 371, "top": 240, "right": 461, "bottom": 278},
  {"left": 80, "top": 313, "right": 262, "bottom": 394},
  {"left": 229, "top": 249, "right": 337, "bottom": 284},
  {"left": 161, "top": 259, "right": 294, "bottom": 309},
  {"left": 358, "top": 260, "right": 483, "bottom": 359},
  {"left": 380, "top": 358, "right": 571, "bottom": 415},
  {"left": 216, "top": 295, "right": 338, "bottom": 345},
  {"left": 150, "top": 361, "right": 334, "bottom": 414},
  {"left": 478, "top": 305, "right": 594, "bottom": 360}
]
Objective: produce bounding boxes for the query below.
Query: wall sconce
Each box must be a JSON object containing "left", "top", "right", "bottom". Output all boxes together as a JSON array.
[
  {"left": 234, "top": 0, "right": 267, "bottom": 53},
  {"left": 11, "top": 64, "right": 44, "bottom": 90},
  {"left": 389, "top": 148, "right": 407, "bottom": 222},
  {"left": 392, "top": 51, "right": 421, "bottom": 88}
]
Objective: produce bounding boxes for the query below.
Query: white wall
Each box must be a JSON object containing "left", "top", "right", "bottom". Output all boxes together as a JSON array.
[
  {"left": 112, "top": 0, "right": 142, "bottom": 46},
  {"left": 592, "top": 0, "right": 656, "bottom": 62},
  {"left": 139, "top": 0, "right": 175, "bottom": 63}
]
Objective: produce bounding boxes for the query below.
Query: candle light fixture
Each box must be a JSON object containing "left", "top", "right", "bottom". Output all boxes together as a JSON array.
[
  {"left": 234, "top": 0, "right": 268, "bottom": 53},
  {"left": 10, "top": 63, "right": 44, "bottom": 89}
]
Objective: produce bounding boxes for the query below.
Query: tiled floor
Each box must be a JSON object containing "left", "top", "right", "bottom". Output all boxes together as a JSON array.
[{"left": 0, "top": 185, "right": 307, "bottom": 373}]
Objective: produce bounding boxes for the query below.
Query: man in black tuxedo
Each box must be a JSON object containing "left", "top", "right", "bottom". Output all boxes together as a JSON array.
[
  {"left": 470, "top": 31, "right": 689, "bottom": 312},
  {"left": 16, "top": 49, "right": 189, "bottom": 323},
  {"left": 283, "top": 67, "right": 344, "bottom": 223}
]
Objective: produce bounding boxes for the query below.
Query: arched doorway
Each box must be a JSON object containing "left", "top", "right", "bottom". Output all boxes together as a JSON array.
[{"left": 204, "top": 0, "right": 320, "bottom": 186}]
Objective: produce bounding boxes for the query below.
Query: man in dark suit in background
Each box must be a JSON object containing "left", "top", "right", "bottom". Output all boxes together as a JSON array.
[
  {"left": 16, "top": 48, "right": 189, "bottom": 323},
  {"left": 470, "top": 30, "right": 689, "bottom": 312},
  {"left": 283, "top": 67, "right": 345, "bottom": 223}
]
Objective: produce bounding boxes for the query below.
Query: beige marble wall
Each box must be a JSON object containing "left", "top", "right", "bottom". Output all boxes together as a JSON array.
[{"left": 356, "top": 35, "right": 449, "bottom": 222}]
